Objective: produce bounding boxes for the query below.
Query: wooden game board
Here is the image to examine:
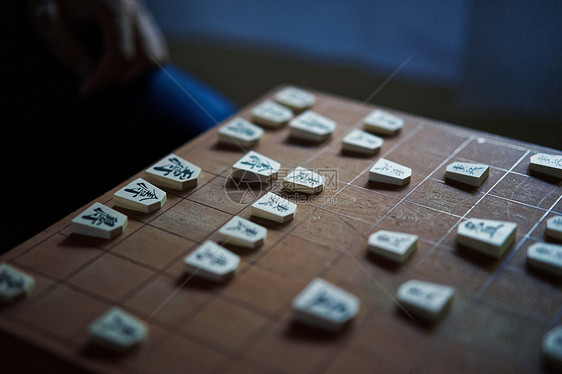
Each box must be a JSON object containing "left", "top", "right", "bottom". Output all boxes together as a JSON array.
[{"left": 1, "top": 87, "right": 561, "bottom": 373}]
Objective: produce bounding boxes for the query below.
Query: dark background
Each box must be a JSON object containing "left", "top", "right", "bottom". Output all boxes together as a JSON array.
[{"left": 147, "top": 0, "right": 562, "bottom": 149}]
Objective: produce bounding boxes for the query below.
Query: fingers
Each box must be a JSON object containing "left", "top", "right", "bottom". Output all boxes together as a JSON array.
[
  {"left": 79, "top": 0, "right": 136, "bottom": 95},
  {"left": 33, "top": 0, "right": 170, "bottom": 95},
  {"left": 31, "top": 0, "right": 94, "bottom": 77},
  {"left": 135, "top": 3, "right": 169, "bottom": 63},
  {"left": 96, "top": 0, "right": 136, "bottom": 60},
  {"left": 81, "top": 0, "right": 170, "bottom": 95},
  {"left": 120, "top": 4, "right": 169, "bottom": 83}
]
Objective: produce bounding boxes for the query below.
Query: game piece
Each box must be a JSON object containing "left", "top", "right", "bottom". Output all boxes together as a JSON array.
[
  {"left": 274, "top": 86, "right": 315, "bottom": 111},
  {"left": 218, "top": 216, "right": 267, "bottom": 249},
  {"left": 292, "top": 278, "right": 359, "bottom": 332},
  {"left": 546, "top": 216, "right": 562, "bottom": 241},
  {"left": 218, "top": 117, "right": 264, "bottom": 148},
  {"left": 0, "top": 263, "right": 34, "bottom": 303},
  {"left": 543, "top": 326, "right": 562, "bottom": 370},
  {"left": 369, "top": 158, "right": 411, "bottom": 186},
  {"left": 526, "top": 242, "right": 562, "bottom": 277},
  {"left": 251, "top": 100, "right": 293, "bottom": 127},
  {"left": 363, "top": 109, "right": 404, "bottom": 136},
  {"left": 397, "top": 279, "right": 455, "bottom": 322},
  {"left": 283, "top": 166, "right": 325, "bottom": 194},
  {"left": 251, "top": 192, "right": 297, "bottom": 223},
  {"left": 184, "top": 241, "right": 240, "bottom": 282},
  {"left": 456, "top": 218, "right": 517, "bottom": 258},
  {"left": 71, "top": 202, "right": 128, "bottom": 239},
  {"left": 445, "top": 161, "right": 490, "bottom": 187},
  {"left": 89, "top": 307, "right": 147, "bottom": 351},
  {"left": 529, "top": 153, "right": 562, "bottom": 178},
  {"left": 341, "top": 129, "right": 383, "bottom": 155},
  {"left": 145, "top": 153, "right": 201, "bottom": 190},
  {"left": 289, "top": 110, "right": 337, "bottom": 142},
  {"left": 367, "top": 230, "right": 418, "bottom": 263},
  {"left": 231, "top": 151, "right": 280, "bottom": 183},
  {"left": 113, "top": 178, "right": 166, "bottom": 213}
]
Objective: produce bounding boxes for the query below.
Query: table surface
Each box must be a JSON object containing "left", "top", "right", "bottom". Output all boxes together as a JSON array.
[{"left": 1, "top": 87, "right": 561, "bottom": 373}]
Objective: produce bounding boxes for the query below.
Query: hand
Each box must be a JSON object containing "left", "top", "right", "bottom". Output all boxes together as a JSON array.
[{"left": 31, "top": 0, "right": 168, "bottom": 95}]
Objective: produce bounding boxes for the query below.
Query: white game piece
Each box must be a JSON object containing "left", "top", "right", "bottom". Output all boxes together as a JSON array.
[
  {"left": 445, "top": 161, "right": 490, "bottom": 187},
  {"left": 251, "top": 100, "right": 293, "bottom": 128},
  {"left": 71, "top": 202, "right": 128, "bottom": 239},
  {"left": 251, "top": 192, "right": 297, "bottom": 223},
  {"left": 274, "top": 86, "right": 315, "bottom": 111},
  {"left": 0, "top": 263, "right": 34, "bottom": 303},
  {"left": 456, "top": 218, "right": 517, "bottom": 258},
  {"left": 543, "top": 326, "right": 562, "bottom": 370},
  {"left": 218, "top": 216, "right": 267, "bottom": 249},
  {"left": 231, "top": 151, "right": 280, "bottom": 183},
  {"left": 283, "top": 166, "right": 325, "bottom": 194},
  {"left": 113, "top": 178, "right": 166, "bottom": 213},
  {"left": 527, "top": 242, "right": 562, "bottom": 277},
  {"left": 363, "top": 109, "right": 404, "bottom": 136},
  {"left": 289, "top": 110, "right": 337, "bottom": 142},
  {"left": 529, "top": 153, "right": 562, "bottom": 178},
  {"left": 292, "top": 278, "right": 359, "bottom": 332},
  {"left": 546, "top": 216, "right": 562, "bottom": 241},
  {"left": 89, "top": 307, "right": 147, "bottom": 351},
  {"left": 218, "top": 117, "right": 264, "bottom": 148},
  {"left": 397, "top": 279, "right": 455, "bottom": 322},
  {"left": 369, "top": 158, "right": 411, "bottom": 186},
  {"left": 342, "top": 129, "right": 383, "bottom": 155},
  {"left": 184, "top": 241, "right": 240, "bottom": 282},
  {"left": 145, "top": 153, "right": 201, "bottom": 190},
  {"left": 367, "top": 230, "right": 418, "bottom": 263}
]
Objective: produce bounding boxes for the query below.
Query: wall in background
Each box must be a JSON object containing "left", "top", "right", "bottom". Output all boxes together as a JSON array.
[
  {"left": 146, "top": 0, "right": 470, "bottom": 86},
  {"left": 146, "top": 0, "right": 562, "bottom": 148}
]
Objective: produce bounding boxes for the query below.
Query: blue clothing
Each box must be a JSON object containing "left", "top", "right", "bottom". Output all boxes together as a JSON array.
[
  {"left": 2, "top": 41, "right": 236, "bottom": 252},
  {"left": 144, "top": 64, "right": 237, "bottom": 139},
  {"left": 86, "top": 64, "right": 237, "bottom": 143}
]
